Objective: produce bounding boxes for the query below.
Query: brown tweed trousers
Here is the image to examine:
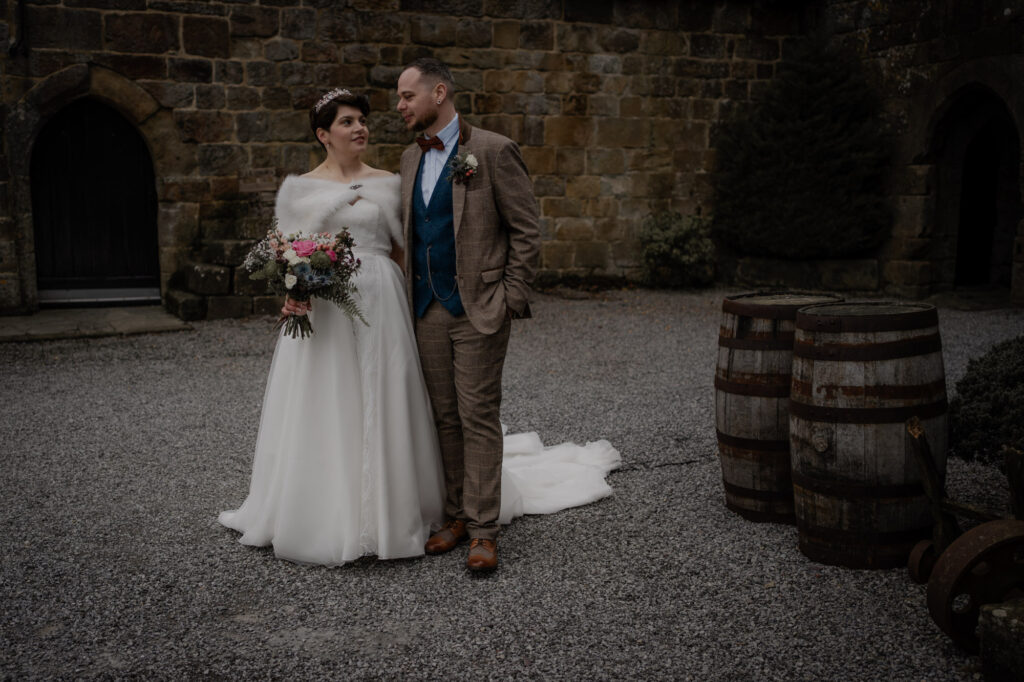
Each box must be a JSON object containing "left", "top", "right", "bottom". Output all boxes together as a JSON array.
[{"left": 401, "top": 117, "right": 540, "bottom": 540}]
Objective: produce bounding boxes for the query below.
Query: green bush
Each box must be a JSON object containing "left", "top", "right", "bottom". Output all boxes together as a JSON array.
[
  {"left": 949, "top": 335, "right": 1024, "bottom": 468},
  {"left": 638, "top": 211, "right": 715, "bottom": 288},
  {"left": 711, "top": 40, "right": 891, "bottom": 259}
]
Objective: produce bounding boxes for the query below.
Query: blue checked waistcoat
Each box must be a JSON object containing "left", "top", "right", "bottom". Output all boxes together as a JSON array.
[{"left": 411, "top": 145, "right": 465, "bottom": 318}]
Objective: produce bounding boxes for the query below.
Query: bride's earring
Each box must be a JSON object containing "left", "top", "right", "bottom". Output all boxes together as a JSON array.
[{"left": 436, "top": 99, "right": 441, "bottom": 105}]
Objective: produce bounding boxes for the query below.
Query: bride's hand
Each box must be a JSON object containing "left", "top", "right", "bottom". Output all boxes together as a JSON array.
[{"left": 281, "top": 297, "right": 311, "bottom": 316}]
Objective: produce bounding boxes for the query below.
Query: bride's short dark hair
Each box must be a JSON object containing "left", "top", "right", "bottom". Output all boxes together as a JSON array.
[{"left": 309, "top": 88, "right": 370, "bottom": 148}]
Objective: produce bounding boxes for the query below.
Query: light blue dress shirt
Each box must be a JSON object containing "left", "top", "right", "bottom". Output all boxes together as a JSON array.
[{"left": 420, "top": 114, "right": 460, "bottom": 206}]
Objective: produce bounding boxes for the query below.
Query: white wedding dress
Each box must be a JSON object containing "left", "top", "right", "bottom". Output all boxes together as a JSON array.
[{"left": 218, "top": 174, "right": 620, "bottom": 565}]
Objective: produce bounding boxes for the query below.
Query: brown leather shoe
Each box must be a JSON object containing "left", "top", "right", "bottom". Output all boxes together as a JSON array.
[
  {"left": 425, "top": 519, "right": 468, "bottom": 555},
  {"left": 466, "top": 538, "right": 498, "bottom": 572}
]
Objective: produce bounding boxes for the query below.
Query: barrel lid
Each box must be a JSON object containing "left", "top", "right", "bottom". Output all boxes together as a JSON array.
[
  {"left": 722, "top": 291, "right": 844, "bottom": 320},
  {"left": 795, "top": 301, "right": 938, "bottom": 332}
]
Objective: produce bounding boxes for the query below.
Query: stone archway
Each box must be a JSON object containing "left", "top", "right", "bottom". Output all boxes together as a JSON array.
[
  {"left": 32, "top": 97, "right": 160, "bottom": 304},
  {"left": 5, "top": 65, "right": 197, "bottom": 312},
  {"left": 898, "top": 56, "right": 1024, "bottom": 302},
  {"left": 929, "top": 85, "right": 1022, "bottom": 291}
]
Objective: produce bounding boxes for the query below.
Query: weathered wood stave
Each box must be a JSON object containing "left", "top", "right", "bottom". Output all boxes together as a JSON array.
[
  {"left": 715, "top": 292, "right": 843, "bottom": 523},
  {"left": 790, "top": 302, "right": 948, "bottom": 568}
]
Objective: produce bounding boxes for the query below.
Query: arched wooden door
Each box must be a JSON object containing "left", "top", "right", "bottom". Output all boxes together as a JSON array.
[{"left": 31, "top": 98, "right": 159, "bottom": 305}]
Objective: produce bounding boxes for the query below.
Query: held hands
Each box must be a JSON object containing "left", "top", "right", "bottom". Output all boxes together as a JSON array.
[{"left": 281, "top": 297, "right": 311, "bottom": 317}]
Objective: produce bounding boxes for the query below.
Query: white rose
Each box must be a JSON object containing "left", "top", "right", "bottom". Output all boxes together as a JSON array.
[
  {"left": 283, "top": 248, "right": 301, "bottom": 265},
  {"left": 465, "top": 153, "right": 478, "bottom": 168},
  {"left": 284, "top": 274, "right": 297, "bottom": 289}
]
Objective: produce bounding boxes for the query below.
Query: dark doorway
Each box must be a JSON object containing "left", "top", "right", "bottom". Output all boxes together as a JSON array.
[
  {"left": 948, "top": 97, "right": 1021, "bottom": 288},
  {"left": 31, "top": 98, "right": 159, "bottom": 305}
]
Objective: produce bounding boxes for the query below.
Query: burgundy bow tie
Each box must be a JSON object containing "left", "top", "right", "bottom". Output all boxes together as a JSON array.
[{"left": 416, "top": 135, "right": 444, "bottom": 152}]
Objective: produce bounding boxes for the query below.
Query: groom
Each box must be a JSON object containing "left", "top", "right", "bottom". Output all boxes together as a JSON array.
[{"left": 397, "top": 58, "right": 540, "bottom": 573}]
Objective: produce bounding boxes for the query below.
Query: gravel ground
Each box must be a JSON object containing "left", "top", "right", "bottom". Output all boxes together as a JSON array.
[{"left": 1, "top": 288, "right": 1021, "bottom": 680}]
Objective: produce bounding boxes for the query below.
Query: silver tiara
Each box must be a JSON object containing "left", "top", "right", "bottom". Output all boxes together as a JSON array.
[{"left": 314, "top": 88, "right": 352, "bottom": 112}]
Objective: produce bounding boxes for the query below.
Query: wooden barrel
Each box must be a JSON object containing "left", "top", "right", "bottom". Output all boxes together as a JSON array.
[
  {"left": 715, "top": 292, "right": 843, "bottom": 523},
  {"left": 790, "top": 302, "right": 948, "bottom": 568}
]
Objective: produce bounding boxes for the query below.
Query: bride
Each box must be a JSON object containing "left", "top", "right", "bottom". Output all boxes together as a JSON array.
[{"left": 218, "top": 88, "right": 620, "bottom": 566}]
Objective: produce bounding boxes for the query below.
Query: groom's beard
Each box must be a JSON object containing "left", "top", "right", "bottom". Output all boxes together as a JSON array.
[{"left": 411, "top": 110, "right": 438, "bottom": 132}]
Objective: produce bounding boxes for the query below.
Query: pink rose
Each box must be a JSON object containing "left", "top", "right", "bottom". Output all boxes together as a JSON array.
[
  {"left": 292, "top": 240, "right": 317, "bottom": 258},
  {"left": 326, "top": 250, "right": 338, "bottom": 262}
]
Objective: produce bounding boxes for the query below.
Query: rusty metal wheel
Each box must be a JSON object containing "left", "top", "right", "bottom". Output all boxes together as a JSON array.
[
  {"left": 908, "top": 539, "right": 936, "bottom": 584},
  {"left": 925, "top": 520, "right": 1024, "bottom": 652}
]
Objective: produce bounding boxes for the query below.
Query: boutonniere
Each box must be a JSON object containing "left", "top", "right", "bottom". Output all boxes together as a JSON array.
[{"left": 447, "top": 152, "right": 478, "bottom": 185}]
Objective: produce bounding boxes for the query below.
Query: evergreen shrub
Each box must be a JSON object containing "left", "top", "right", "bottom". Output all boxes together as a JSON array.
[
  {"left": 638, "top": 211, "right": 715, "bottom": 288},
  {"left": 949, "top": 335, "right": 1024, "bottom": 468},
  {"left": 711, "top": 41, "right": 891, "bottom": 259}
]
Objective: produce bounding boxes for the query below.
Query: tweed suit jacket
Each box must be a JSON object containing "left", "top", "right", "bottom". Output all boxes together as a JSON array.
[{"left": 401, "top": 118, "right": 541, "bottom": 336}]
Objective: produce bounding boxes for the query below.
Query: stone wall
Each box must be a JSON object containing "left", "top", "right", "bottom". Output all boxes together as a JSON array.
[
  {"left": 730, "top": 0, "right": 1024, "bottom": 300},
  {"left": 1, "top": 0, "right": 1022, "bottom": 318},
  {"left": 0, "top": 0, "right": 808, "bottom": 318}
]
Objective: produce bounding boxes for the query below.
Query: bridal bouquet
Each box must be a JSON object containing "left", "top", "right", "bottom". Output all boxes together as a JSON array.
[{"left": 243, "top": 222, "right": 366, "bottom": 338}]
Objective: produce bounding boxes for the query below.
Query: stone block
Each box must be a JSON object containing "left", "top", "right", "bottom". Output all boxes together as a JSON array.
[
  {"left": 555, "top": 218, "right": 594, "bottom": 241},
  {"left": 566, "top": 176, "right": 600, "bottom": 199},
  {"left": 456, "top": 19, "right": 492, "bottom": 48},
  {"left": 342, "top": 44, "right": 379, "bottom": 64},
  {"left": 883, "top": 260, "right": 931, "bottom": 287},
  {"left": 979, "top": 598, "right": 1024, "bottom": 681},
  {"left": 520, "top": 22, "right": 554, "bottom": 50},
  {"left": 226, "top": 85, "right": 260, "bottom": 110},
  {"left": 252, "top": 295, "right": 282, "bottom": 316},
  {"left": 594, "top": 216, "right": 621, "bottom": 240},
  {"left": 734, "top": 37, "right": 779, "bottom": 61},
  {"left": 262, "top": 87, "right": 291, "bottom": 109},
  {"left": 158, "top": 202, "right": 200, "bottom": 247},
  {"left": 533, "top": 175, "right": 565, "bottom": 198},
  {"left": 105, "top": 12, "right": 178, "bottom": 53},
  {"left": 369, "top": 65, "right": 404, "bottom": 87},
  {"left": 411, "top": 16, "right": 455, "bottom": 45},
  {"left": 479, "top": 115, "right": 522, "bottom": 141},
  {"left": 556, "top": 24, "right": 597, "bottom": 52},
  {"left": 233, "top": 267, "right": 269, "bottom": 296},
  {"left": 188, "top": 263, "right": 231, "bottom": 295},
  {"left": 542, "top": 197, "right": 581, "bottom": 218},
  {"left": 194, "top": 84, "right": 226, "bottom": 110},
  {"left": 690, "top": 34, "right": 728, "bottom": 59},
  {"left": 230, "top": 5, "right": 279, "bottom": 38},
  {"left": 264, "top": 38, "right": 299, "bottom": 62},
  {"left": 556, "top": 148, "right": 585, "bottom": 175},
  {"left": 893, "top": 195, "right": 932, "bottom": 238},
  {"left": 820, "top": 259, "right": 880, "bottom": 291},
  {"left": 588, "top": 95, "right": 619, "bottom": 117},
  {"left": 169, "top": 58, "right": 213, "bottom": 83},
  {"left": 215, "top": 60, "right": 244, "bottom": 84},
  {"left": 565, "top": 0, "right": 612, "bottom": 23},
  {"left": 356, "top": 12, "right": 404, "bottom": 42},
  {"left": 90, "top": 66, "right": 160, "bottom": 123},
  {"left": 522, "top": 147, "right": 556, "bottom": 174},
  {"left": 574, "top": 242, "right": 610, "bottom": 269},
  {"left": 174, "top": 111, "right": 234, "bottom": 143},
  {"left": 544, "top": 117, "right": 594, "bottom": 147},
  {"left": 541, "top": 241, "right": 574, "bottom": 270},
  {"left": 203, "top": 240, "right": 255, "bottom": 267},
  {"left": 198, "top": 145, "right": 248, "bottom": 176},
  {"left": 600, "top": 28, "right": 640, "bottom": 54},
  {"left": 28, "top": 6, "right": 102, "bottom": 50},
  {"left": 158, "top": 179, "right": 208, "bottom": 203},
  {"left": 586, "top": 198, "right": 619, "bottom": 220},
  {"left": 207, "top": 295, "right": 252, "bottom": 319},
  {"left": 164, "top": 288, "right": 206, "bottom": 321},
  {"left": 596, "top": 118, "right": 649, "bottom": 148},
  {"left": 183, "top": 16, "right": 230, "bottom": 58},
  {"left": 93, "top": 54, "right": 167, "bottom": 81},
  {"left": 281, "top": 8, "right": 316, "bottom": 40},
  {"left": 673, "top": 58, "right": 730, "bottom": 79}
]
